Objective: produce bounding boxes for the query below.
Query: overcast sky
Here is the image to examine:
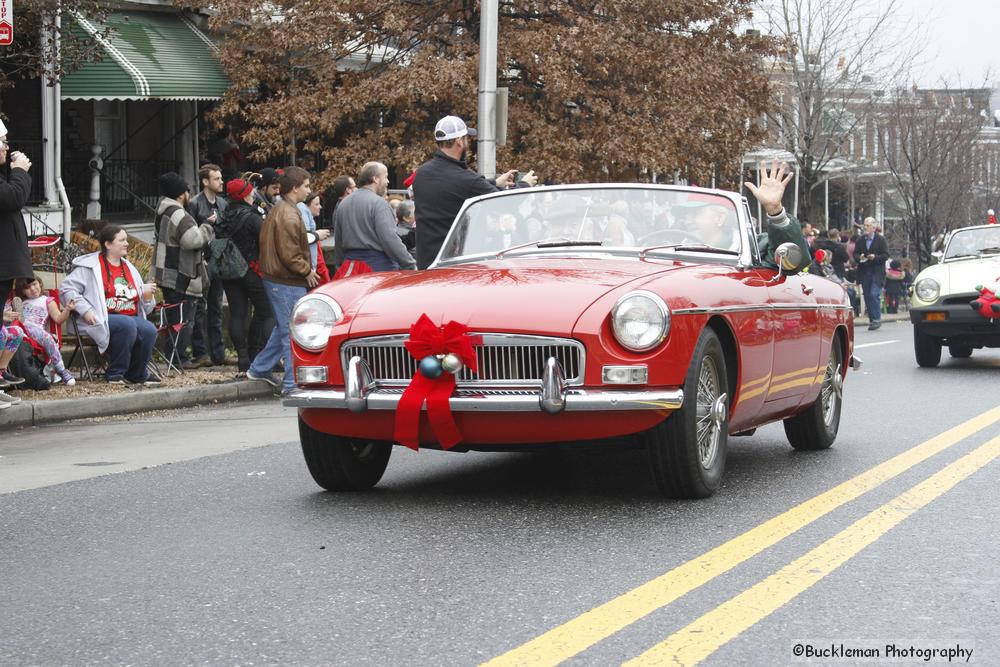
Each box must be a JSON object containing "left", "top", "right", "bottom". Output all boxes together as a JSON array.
[
  {"left": 750, "top": 0, "right": 1000, "bottom": 88},
  {"left": 907, "top": 0, "right": 1000, "bottom": 86}
]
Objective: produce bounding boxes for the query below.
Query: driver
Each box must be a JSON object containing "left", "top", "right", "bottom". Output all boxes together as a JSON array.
[{"left": 682, "top": 202, "right": 738, "bottom": 250}]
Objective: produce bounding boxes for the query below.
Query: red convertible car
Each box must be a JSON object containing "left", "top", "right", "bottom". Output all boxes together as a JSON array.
[{"left": 284, "top": 184, "right": 857, "bottom": 498}]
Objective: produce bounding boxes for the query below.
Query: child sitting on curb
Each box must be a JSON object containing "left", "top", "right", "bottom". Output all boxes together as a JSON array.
[{"left": 14, "top": 275, "right": 77, "bottom": 385}]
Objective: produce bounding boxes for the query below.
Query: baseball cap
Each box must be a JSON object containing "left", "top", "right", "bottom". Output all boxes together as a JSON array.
[{"left": 434, "top": 116, "right": 477, "bottom": 141}]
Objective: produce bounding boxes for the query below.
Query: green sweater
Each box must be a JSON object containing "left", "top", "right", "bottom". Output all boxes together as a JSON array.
[{"left": 756, "top": 209, "right": 811, "bottom": 273}]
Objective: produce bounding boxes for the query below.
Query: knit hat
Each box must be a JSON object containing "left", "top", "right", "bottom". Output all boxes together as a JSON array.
[
  {"left": 259, "top": 167, "right": 282, "bottom": 187},
  {"left": 227, "top": 178, "right": 254, "bottom": 201},
  {"left": 158, "top": 171, "right": 190, "bottom": 199}
]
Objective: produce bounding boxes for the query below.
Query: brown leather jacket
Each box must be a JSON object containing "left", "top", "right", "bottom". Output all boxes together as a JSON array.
[{"left": 259, "top": 198, "right": 311, "bottom": 286}]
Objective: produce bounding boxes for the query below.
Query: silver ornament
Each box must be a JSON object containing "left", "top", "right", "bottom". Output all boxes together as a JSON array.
[{"left": 441, "top": 353, "right": 464, "bottom": 374}]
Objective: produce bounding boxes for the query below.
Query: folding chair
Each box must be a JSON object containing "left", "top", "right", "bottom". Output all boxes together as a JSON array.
[
  {"left": 66, "top": 314, "right": 103, "bottom": 382},
  {"left": 27, "top": 236, "right": 62, "bottom": 269},
  {"left": 19, "top": 289, "right": 65, "bottom": 379},
  {"left": 150, "top": 301, "right": 188, "bottom": 376}
]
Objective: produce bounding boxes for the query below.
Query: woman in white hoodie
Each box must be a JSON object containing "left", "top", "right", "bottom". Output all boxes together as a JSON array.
[{"left": 60, "top": 225, "right": 159, "bottom": 384}]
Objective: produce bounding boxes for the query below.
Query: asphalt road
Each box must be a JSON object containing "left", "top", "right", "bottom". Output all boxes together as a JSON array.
[{"left": 1, "top": 320, "right": 996, "bottom": 666}]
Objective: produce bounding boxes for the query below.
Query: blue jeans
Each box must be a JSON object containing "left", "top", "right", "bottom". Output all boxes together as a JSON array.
[
  {"left": 106, "top": 314, "right": 157, "bottom": 382},
  {"left": 249, "top": 281, "right": 306, "bottom": 391},
  {"left": 861, "top": 273, "right": 883, "bottom": 322}
]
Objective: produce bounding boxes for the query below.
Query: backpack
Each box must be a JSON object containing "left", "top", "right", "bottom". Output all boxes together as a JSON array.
[
  {"left": 206, "top": 238, "right": 249, "bottom": 281},
  {"left": 333, "top": 259, "right": 373, "bottom": 280},
  {"left": 8, "top": 340, "right": 50, "bottom": 390}
]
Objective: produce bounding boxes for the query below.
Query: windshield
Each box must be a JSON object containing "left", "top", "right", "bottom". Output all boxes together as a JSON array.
[
  {"left": 438, "top": 188, "right": 741, "bottom": 262},
  {"left": 943, "top": 227, "right": 1000, "bottom": 260}
]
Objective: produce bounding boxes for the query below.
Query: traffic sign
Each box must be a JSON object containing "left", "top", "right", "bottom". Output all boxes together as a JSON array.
[{"left": 0, "top": 0, "right": 12, "bottom": 47}]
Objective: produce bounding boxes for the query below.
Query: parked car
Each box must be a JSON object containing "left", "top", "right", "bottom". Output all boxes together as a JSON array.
[
  {"left": 910, "top": 224, "right": 1000, "bottom": 366},
  {"left": 284, "top": 184, "right": 856, "bottom": 498}
]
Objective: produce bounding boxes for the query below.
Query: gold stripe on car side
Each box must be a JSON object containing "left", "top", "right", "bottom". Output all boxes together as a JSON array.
[{"left": 738, "top": 366, "right": 821, "bottom": 402}]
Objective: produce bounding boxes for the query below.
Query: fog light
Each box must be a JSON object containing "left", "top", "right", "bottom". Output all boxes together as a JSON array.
[
  {"left": 602, "top": 365, "right": 648, "bottom": 384},
  {"left": 296, "top": 366, "right": 329, "bottom": 385}
]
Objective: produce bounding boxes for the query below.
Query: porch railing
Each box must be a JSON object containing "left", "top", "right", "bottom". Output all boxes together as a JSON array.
[{"left": 65, "top": 158, "right": 179, "bottom": 215}]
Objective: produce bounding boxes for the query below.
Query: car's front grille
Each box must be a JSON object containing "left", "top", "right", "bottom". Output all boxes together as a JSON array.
[
  {"left": 341, "top": 334, "right": 585, "bottom": 386},
  {"left": 942, "top": 293, "right": 979, "bottom": 306}
]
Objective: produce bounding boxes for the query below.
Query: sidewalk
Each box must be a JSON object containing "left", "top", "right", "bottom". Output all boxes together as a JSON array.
[
  {"left": 0, "top": 367, "right": 278, "bottom": 430},
  {"left": 854, "top": 310, "right": 911, "bottom": 326}
]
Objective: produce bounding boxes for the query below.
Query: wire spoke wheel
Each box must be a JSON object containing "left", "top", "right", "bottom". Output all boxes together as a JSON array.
[
  {"left": 646, "top": 328, "right": 729, "bottom": 499},
  {"left": 784, "top": 337, "right": 844, "bottom": 451},
  {"left": 695, "top": 355, "right": 724, "bottom": 470}
]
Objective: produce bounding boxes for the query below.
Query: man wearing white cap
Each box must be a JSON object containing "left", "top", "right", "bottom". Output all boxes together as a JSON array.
[
  {"left": 0, "top": 119, "right": 34, "bottom": 400},
  {"left": 412, "top": 115, "right": 538, "bottom": 269}
]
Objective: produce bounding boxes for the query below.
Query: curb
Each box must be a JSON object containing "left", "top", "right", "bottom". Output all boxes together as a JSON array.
[
  {"left": 855, "top": 312, "right": 910, "bottom": 324},
  {"left": 0, "top": 380, "right": 277, "bottom": 431}
]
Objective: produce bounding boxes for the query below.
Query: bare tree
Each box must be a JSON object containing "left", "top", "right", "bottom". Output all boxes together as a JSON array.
[
  {"left": 878, "top": 86, "right": 988, "bottom": 269},
  {"left": 760, "top": 0, "right": 921, "bottom": 224},
  {"left": 205, "top": 0, "right": 779, "bottom": 188}
]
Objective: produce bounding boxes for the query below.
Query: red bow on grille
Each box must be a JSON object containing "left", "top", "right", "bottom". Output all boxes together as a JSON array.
[{"left": 393, "top": 314, "right": 481, "bottom": 450}]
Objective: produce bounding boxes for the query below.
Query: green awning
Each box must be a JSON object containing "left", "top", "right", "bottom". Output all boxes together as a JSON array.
[{"left": 61, "top": 10, "right": 229, "bottom": 101}]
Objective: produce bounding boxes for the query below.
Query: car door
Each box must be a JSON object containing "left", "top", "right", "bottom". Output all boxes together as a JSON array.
[{"left": 765, "top": 271, "right": 822, "bottom": 405}]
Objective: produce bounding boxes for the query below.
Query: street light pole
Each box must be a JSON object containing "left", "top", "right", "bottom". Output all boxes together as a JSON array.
[{"left": 477, "top": 0, "right": 498, "bottom": 179}]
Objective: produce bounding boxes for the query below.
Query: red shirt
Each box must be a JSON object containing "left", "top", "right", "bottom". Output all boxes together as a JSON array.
[{"left": 100, "top": 256, "right": 139, "bottom": 316}]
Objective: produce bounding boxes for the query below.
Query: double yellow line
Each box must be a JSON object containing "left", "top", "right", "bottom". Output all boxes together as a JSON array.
[{"left": 483, "top": 404, "right": 1000, "bottom": 667}]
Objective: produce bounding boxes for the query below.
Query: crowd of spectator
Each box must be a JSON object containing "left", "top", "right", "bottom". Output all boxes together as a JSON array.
[
  {"left": 806, "top": 217, "right": 913, "bottom": 329},
  {"left": 10, "top": 112, "right": 912, "bottom": 406}
]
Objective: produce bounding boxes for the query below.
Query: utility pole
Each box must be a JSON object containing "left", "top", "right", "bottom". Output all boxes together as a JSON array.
[{"left": 477, "top": 0, "right": 498, "bottom": 178}]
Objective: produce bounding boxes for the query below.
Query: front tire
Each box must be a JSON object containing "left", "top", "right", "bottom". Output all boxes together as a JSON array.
[
  {"left": 948, "top": 345, "right": 973, "bottom": 358},
  {"left": 914, "top": 327, "right": 942, "bottom": 367},
  {"left": 646, "top": 329, "right": 729, "bottom": 499},
  {"left": 784, "top": 339, "right": 843, "bottom": 451},
  {"left": 298, "top": 416, "right": 392, "bottom": 491}
]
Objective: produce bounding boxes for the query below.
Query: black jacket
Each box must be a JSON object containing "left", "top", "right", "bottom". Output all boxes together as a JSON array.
[
  {"left": 853, "top": 233, "right": 890, "bottom": 281},
  {"left": 815, "top": 237, "right": 850, "bottom": 278},
  {"left": 412, "top": 151, "right": 503, "bottom": 269},
  {"left": 217, "top": 199, "right": 265, "bottom": 264},
  {"left": 187, "top": 191, "right": 228, "bottom": 226},
  {"left": 0, "top": 168, "right": 32, "bottom": 283}
]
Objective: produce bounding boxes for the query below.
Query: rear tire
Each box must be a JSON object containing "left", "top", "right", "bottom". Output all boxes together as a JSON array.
[
  {"left": 298, "top": 416, "right": 392, "bottom": 491},
  {"left": 784, "top": 339, "right": 843, "bottom": 451},
  {"left": 914, "top": 328, "right": 942, "bottom": 367},
  {"left": 948, "top": 345, "right": 973, "bottom": 358},
  {"left": 646, "top": 329, "right": 729, "bottom": 499}
]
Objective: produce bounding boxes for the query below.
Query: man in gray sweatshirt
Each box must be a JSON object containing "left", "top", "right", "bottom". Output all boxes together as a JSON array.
[{"left": 332, "top": 162, "right": 416, "bottom": 272}]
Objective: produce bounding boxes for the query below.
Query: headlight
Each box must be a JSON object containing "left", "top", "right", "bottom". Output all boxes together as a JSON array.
[
  {"left": 611, "top": 291, "right": 670, "bottom": 352},
  {"left": 915, "top": 278, "right": 940, "bottom": 302},
  {"left": 290, "top": 295, "right": 343, "bottom": 351}
]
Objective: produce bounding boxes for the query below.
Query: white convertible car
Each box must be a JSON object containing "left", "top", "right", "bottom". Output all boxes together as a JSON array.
[{"left": 910, "top": 224, "right": 1000, "bottom": 366}]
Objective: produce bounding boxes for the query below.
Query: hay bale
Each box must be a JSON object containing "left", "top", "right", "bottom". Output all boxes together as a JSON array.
[{"left": 68, "top": 230, "right": 154, "bottom": 278}]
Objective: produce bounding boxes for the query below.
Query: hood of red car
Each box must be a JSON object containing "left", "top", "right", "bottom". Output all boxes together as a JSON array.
[{"left": 334, "top": 257, "right": 682, "bottom": 336}]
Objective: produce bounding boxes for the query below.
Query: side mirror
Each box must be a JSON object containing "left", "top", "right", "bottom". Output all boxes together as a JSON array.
[{"left": 770, "top": 242, "right": 804, "bottom": 281}]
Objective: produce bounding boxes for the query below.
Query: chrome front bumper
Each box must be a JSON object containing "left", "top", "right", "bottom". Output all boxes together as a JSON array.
[{"left": 283, "top": 356, "right": 683, "bottom": 414}]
